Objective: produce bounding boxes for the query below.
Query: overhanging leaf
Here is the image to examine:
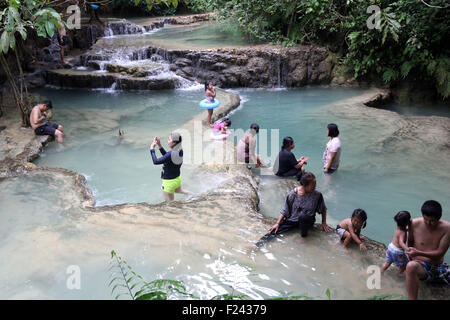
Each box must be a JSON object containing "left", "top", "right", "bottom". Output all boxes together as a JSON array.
[{"left": 1, "top": 31, "right": 10, "bottom": 54}]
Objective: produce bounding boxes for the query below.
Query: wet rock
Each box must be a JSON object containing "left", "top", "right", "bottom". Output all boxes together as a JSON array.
[
  {"left": 141, "top": 45, "right": 334, "bottom": 88},
  {"left": 163, "top": 13, "right": 212, "bottom": 25},
  {"left": 174, "top": 58, "right": 192, "bottom": 67},
  {"left": 106, "top": 21, "right": 144, "bottom": 35},
  {"left": 45, "top": 69, "right": 178, "bottom": 90}
]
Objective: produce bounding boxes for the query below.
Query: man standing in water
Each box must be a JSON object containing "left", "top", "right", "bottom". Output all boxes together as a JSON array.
[
  {"left": 30, "top": 100, "right": 65, "bottom": 144},
  {"left": 405, "top": 200, "right": 449, "bottom": 300}
]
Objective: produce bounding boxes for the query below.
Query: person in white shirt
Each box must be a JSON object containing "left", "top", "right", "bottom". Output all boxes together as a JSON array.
[{"left": 322, "top": 123, "right": 341, "bottom": 174}]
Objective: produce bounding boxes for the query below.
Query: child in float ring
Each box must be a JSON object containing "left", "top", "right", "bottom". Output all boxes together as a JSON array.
[
  {"left": 211, "top": 118, "right": 231, "bottom": 140},
  {"left": 205, "top": 81, "right": 216, "bottom": 127}
]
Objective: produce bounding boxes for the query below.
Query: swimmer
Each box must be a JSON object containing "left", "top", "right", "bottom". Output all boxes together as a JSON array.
[
  {"left": 336, "top": 209, "right": 368, "bottom": 250},
  {"left": 150, "top": 133, "right": 189, "bottom": 202},
  {"left": 381, "top": 211, "right": 411, "bottom": 275},
  {"left": 205, "top": 81, "right": 216, "bottom": 127}
]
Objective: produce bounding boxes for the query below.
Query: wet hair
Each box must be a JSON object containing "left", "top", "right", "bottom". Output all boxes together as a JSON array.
[
  {"left": 222, "top": 118, "right": 231, "bottom": 127},
  {"left": 250, "top": 123, "right": 259, "bottom": 134},
  {"left": 352, "top": 208, "right": 367, "bottom": 229},
  {"left": 42, "top": 100, "right": 53, "bottom": 109},
  {"left": 299, "top": 172, "right": 315, "bottom": 187},
  {"left": 281, "top": 136, "right": 294, "bottom": 150},
  {"left": 421, "top": 200, "right": 442, "bottom": 220},
  {"left": 394, "top": 211, "right": 411, "bottom": 231},
  {"left": 327, "top": 123, "right": 339, "bottom": 137}
]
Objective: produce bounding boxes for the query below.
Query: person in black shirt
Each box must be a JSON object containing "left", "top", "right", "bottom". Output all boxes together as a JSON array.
[
  {"left": 255, "top": 172, "right": 332, "bottom": 247},
  {"left": 150, "top": 132, "right": 188, "bottom": 201},
  {"left": 273, "top": 137, "right": 309, "bottom": 181}
]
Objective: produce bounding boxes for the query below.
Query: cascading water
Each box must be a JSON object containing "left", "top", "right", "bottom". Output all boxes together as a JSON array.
[
  {"left": 277, "top": 54, "right": 281, "bottom": 88},
  {"left": 103, "top": 27, "right": 114, "bottom": 37},
  {"left": 306, "top": 49, "right": 312, "bottom": 84}
]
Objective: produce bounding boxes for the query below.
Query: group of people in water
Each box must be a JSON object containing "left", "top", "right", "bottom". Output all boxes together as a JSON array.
[{"left": 30, "top": 83, "right": 449, "bottom": 300}]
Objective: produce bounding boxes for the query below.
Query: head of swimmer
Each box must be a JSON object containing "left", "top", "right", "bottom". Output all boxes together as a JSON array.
[
  {"left": 327, "top": 123, "right": 339, "bottom": 138},
  {"left": 351, "top": 208, "right": 367, "bottom": 230},
  {"left": 421, "top": 200, "right": 442, "bottom": 229},
  {"left": 249, "top": 123, "right": 260, "bottom": 136},
  {"left": 39, "top": 100, "right": 53, "bottom": 111},
  {"left": 168, "top": 132, "right": 182, "bottom": 149},
  {"left": 222, "top": 118, "right": 231, "bottom": 128},
  {"left": 282, "top": 136, "right": 295, "bottom": 151},
  {"left": 299, "top": 172, "right": 316, "bottom": 193},
  {"left": 204, "top": 81, "right": 213, "bottom": 91}
]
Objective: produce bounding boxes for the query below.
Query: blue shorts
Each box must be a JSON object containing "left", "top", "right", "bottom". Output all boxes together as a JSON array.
[
  {"left": 420, "top": 261, "right": 449, "bottom": 285},
  {"left": 34, "top": 122, "right": 59, "bottom": 136},
  {"left": 385, "top": 243, "right": 409, "bottom": 267}
]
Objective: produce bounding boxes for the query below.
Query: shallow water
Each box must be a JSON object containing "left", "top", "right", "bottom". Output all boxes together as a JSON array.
[
  {"left": 146, "top": 22, "right": 261, "bottom": 50},
  {"left": 0, "top": 171, "right": 420, "bottom": 300},
  {"left": 229, "top": 88, "right": 450, "bottom": 263},
  {"left": 97, "top": 21, "right": 260, "bottom": 51},
  {"left": 33, "top": 87, "right": 224, "bottom": 205},
  {"left": 2, "top": 87, "right": 448, "bottom": 299},
  {"left": 376, "top": 102, "right": 450, "bottom": 118}
]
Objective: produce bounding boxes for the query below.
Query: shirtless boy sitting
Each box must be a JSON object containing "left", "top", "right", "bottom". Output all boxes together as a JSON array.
[
  {"left": 30, "top": 100, "right": 65, "bottom": 144},
  {"left": 405, "top": 200, "right": 450, "bottom": 300}
]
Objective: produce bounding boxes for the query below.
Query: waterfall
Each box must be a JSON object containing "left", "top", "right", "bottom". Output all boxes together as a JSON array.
[
  {"left": 277, "top": 54, "right": 281, "bottom": 88},
  {"left": 306, "top": 49, "right": 312, "bottom": 84},
  {"left": 106, "top": 82, "right": 117, "bottom": 93},
  {"left": 104, "top": 27, "right": 113, "bottom": 37}
]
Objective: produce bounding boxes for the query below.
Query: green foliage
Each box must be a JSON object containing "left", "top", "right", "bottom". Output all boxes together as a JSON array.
[
  {"left": 109, "top": 250, "right": 197, "bottom": 300},
  {"left": 182, "top": 0, "right": 213, "bottom": 13},
  {"left": 0, "top": 0, "right": 62, "bottom": 54},
  {"left": 112, "top": 0, "right": 178, "bottom": 15},
  {"left": 210, "top": 0, "right": 450, "bottom": 99},
  {"left": 108, "top": 252, "right": 407, "bottom": 300},
  {"left": 366, "top": 293, "right": 405, "bottom": 300},
  {"left": 325, "top": 288, "right": 331, "bottom": 300}
]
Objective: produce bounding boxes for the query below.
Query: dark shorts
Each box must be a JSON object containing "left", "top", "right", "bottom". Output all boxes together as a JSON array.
[
  {"left": 420, "top": 261, "right": 449, "bottom": 285},
  {"left": 59, "top": 35, "right": 67, "bottom": 46},
  {"left": 35, "top": 122, "right": 59, "bottom": 136},
  {"left": 276, "top": 167, "right": 303, "bottom": 181},
  {"left": 324, "top": 168, "right": 336, "bottom": 174}
]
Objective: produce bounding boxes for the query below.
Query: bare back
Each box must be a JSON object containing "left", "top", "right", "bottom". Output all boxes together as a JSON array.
[
  {"left": 30, "top": 105, "right": 45, "bottom": 130},
  {"left": 58, "top": 21, "right": 66, "bottom": 36},
  {"left": 408, "top": 217, "right": 450, "bottom": 264},
  {"left": 392, "top": 228, "right": 407, "bottom": 250}
]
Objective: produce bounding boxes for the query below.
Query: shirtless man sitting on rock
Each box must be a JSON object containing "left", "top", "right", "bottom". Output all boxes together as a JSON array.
[
  {"left": 405, "top": 200, "right": 450, "bottom": 300},
  {"left": 30, "top": 100, "right": 64, "bottom": 144}
]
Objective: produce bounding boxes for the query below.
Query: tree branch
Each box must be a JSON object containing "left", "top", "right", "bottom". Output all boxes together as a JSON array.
[{"left": 421, "top": 0, "right": 450, "bottom": 9}]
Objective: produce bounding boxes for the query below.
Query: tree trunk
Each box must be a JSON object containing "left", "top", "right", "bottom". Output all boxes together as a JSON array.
[{"left": 0, "top": 53, "right": 30, "bottom": 126}]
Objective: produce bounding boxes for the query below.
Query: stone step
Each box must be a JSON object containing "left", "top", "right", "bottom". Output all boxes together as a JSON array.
[{"left": 45, "top": 69, "right": 179, "bottom": 90}]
